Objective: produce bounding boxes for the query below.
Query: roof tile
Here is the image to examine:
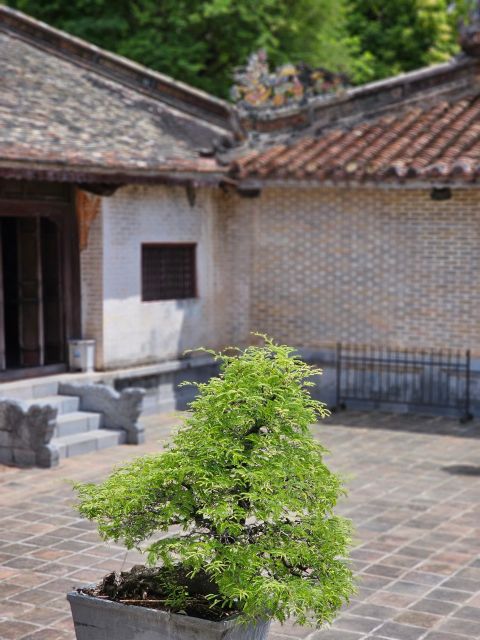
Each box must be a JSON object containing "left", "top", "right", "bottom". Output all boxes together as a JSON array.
[
  {"left": 233, "top": 94, "right": 480, "bottom": 183},
  {"left": 0, "top": 28, "right": 233, "bottom": 181}
]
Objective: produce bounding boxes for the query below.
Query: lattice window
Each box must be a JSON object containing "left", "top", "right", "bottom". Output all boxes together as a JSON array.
[{"left": 141, "top": 244, "right": 196, "bottom": 301}]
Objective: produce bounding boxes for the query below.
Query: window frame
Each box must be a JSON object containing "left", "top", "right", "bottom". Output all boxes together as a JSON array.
[{"left": 141, "top": 242, "right": 198, "bottom": 302}]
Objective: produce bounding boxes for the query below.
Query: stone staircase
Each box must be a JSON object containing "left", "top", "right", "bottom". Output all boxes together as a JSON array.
[
  {"left": 25, "top": 391, "right": 127, "bottom": 460},
  {"left": 0, "top": 376, "right": 144, "bottom": 467}
]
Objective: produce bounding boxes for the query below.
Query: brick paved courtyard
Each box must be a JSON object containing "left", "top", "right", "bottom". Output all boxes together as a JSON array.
[{"left": 0, "top": 410, "right": 479, "bottom": 640}]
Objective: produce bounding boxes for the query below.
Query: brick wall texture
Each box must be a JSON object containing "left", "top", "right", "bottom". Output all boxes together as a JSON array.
[
  {"left": 80, "top": 184, "right": 480, "bottom": 368},
  {"left": 237, "top": 186, "right": 480, "bottom": 353},
  {"left": 97, "top": 185, "right": 231, "bottom": 369}
]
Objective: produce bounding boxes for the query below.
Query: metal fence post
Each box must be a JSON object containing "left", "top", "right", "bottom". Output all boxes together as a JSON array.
[
  {"left": 463, "top": 349, "right": 472, "bottom": 423},
  {"left": 336, "top": 342, "right": 342, "bottom": 410}
]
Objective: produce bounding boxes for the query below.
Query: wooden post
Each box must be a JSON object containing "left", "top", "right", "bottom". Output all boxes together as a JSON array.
[{"left": 0, "top": 221, "right": 5, "bottom": 371}]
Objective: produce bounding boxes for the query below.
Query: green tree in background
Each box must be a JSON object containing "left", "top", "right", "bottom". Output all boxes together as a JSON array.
[
  {"left": 346, "top": 0, "right": 474, "bottom": 84},
  {"left": 7, "top": 0, "right": 475, "bottom": 96},
  {"left": 8, "top": 0, "right": 350, "bottom": 98}
]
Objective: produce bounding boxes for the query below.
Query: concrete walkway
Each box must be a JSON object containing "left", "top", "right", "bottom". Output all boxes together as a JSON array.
[{"left": 0, "top": 411, "right": 479, "bottom": 640}]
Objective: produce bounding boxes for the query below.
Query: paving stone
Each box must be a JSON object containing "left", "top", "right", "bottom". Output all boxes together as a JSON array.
[
  {"left": 441, "top": 576, "right": 480, "bottom": 592},
  {"left": 401, "top": 571, "right": 444, "bottom": 586},
  {"left": 427, "top": 588, "right": 472, "bottom": 604},
  {"left": 374, "top": 621, "right": 425, "bottom": 639},
  {"left": 0, "top": 598, "right": 34, "bottom": 617},
  {"left": 308, "top": 630, "right": 364, "bottom": 639},
  {"left": 415, "top": 562, "right": 456, "bottom": 576},
  {"left": 364, "top": 565, "right": 404, "bottom": 579},
  {"left": 13, "top": 572, "right": 51, "bottom": 588},
  {"left": 50, "top": 540, "right": 93, "bottom": 552},
  {"left": 1, "top": 543, "right": 37, "bottom": 556},
  {"left": 3, "top": 557, "right": 47, "bottom": 571},
  {"left": 333, "top": 615, "right": 382, "bottom": 633},
  {"left": 47, "top": 527, "right": 84, "bottom": 540},
  {"left": 361, "top": 575, "right": 394, "bottom": 590},
  {"left": 0, "top": 567, "right": 17, "bottom": 580},
  {"left": 466, "top": 592, "right": 480, "bottom": 607},
  {"left": 409, "top": 599, "right": 458, "bottom": 615},
  {"left": 436, "top": 617, "right": 480, "bottom": 636},
  {"left": 1, "top": 410, "right": 480, "bottom": 640},
  {"left": 367, "top": 590, "right": 419, "bottom": 609},
  {"left": 31, "top": 563, "right": 78, "bottom": 577},
  {"left": 381, "top": 555, "right": 421, "bottom": 570},
  {"left": 350, "top": 549, "right": 386, "bottom": 563},
  {"left": 21, "top": 630, "right": 70, "bottom": 640},
  {"left": 349, "top": 603, "right": 397, "bottom": 620},
  {"left": 28, "top": 549, "right": 70, "bottom": 562},
  {"left": 0, "top": 620, "right": 40, "bottom": 639},
  {"left": 26, "top": 536, "right": 62, "bottom": 548},
  {"left": 455, "top": 567, "right": 480, "bottom": 580},
  {"left": 0, "top": 582, "right": 24, "bottom": 598},
  {"left": 13, "top": 588, "right": 59, "bottom": 606},
  {"left": 423, "top": 633, "right": 475, "bottom": 640},
  {"left": 385, "top": 581, "right": 430, "bottom": 597},
  {"left": 52, "top": 618, "right": 75, "bottom": 634},
  {"left": 398, "top": 546, "right": 431, "bottom": 559},
  {"left": 451, "top": 605, "right": 480, "bottom": 621},
  {"left": 393, "top": 610, "right": 440, "bottom": 628},
  {"left": 269, "top": 621, "right": 312, "bottom": 637},
  {"left": 20, "top": 606, "right": 66, "bottom": 626}
]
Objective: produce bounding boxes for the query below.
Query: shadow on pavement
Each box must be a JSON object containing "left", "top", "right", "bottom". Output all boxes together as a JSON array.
[{"left": 325, "top": 409, "right": 480, "bottom": 439}]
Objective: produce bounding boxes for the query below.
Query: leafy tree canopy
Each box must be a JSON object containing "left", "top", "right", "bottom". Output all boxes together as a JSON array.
[
  {"left": 7, "top": 1, "right": 475, "bottom": 96},
  {"left": 75, "top": 339, "right": 355, "bottom": 625},
  {"left": 346, "top": 0, "right": 474, "bottom": 84},
  {"left": 8, "top": 0, "right": 350, "bottom": 99}
]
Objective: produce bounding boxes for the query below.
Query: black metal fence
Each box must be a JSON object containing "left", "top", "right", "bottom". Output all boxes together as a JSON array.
[{"left": 335, "top": 343, "right": 472, "bottom": 422}]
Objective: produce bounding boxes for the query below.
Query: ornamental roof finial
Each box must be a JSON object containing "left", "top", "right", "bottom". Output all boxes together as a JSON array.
[{"left": 460, "top": 1, "right": 480, "bottom": 56}]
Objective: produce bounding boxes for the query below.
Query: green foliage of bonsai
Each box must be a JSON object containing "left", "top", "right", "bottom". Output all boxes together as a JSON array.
[{"left": 75, "top": 337, "right": 355, "bottom": 626}]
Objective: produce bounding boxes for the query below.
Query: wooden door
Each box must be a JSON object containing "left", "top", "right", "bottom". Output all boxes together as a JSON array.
[
  {"left": 41, "top": 218, "right": 63, "bottom": 364},
  {"left": 0, "top": 221, "right": 5, "bottom": 371},
  {"left": 17, "top": 217, "right": 43, "bottom": 367}
]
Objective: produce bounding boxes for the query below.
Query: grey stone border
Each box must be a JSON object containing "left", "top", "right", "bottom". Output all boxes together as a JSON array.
[{"left": 0, "top": 400, "right": 59, "bottom": 467}]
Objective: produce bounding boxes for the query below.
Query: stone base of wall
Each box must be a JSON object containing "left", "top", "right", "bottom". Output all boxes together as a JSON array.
[
  {"left": 112, "top": 359, "right": 220, "bottom": 414},
  {"left": 103, "top": 348, "right": 479, "bottom": 421},
  {"left": 300, "top": 348, "right": 480, "bottom": 421}
]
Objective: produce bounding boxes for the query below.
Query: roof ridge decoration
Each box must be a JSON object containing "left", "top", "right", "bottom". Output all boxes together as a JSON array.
[
  {"left": 0, "top": 4, "right": 242, "bottom": 135},
  {"left": 460, "top": 1, "right": 480, "bottom": 56},
  {"left": 231, "top": 49, "right": 349, "bottom": 109},
  {"left": 239, "top": 58, "right": 480, "bottom": 136}
]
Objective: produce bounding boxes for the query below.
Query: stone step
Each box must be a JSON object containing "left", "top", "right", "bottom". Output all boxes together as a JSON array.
[
  {"left": 25, "top": 395, "right": 80, "bottom": 415},
  {"left": 53, "top": 429, "right": 127, "bottom": 459},
  {"left": 54, "top": 411, "right": 103, "bottom": 438},
  {"left": 0, "top": 377, "right": 145, "bottom": 466},
  {"left": 0, "top": 379, "right": 59, "bottom": 401}
]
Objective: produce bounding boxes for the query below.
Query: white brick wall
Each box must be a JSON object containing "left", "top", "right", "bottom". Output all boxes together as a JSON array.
[
  {"left": 80, "top": 183, "right": 480, "bottom": 370},
  {"left": 95, "top": 184, "right": 230, "bottom": 369}
]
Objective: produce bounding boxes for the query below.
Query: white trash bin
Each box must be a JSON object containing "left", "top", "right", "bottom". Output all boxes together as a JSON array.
[{"left": 68, "top": 339, "right": 95, "bottom": 373}]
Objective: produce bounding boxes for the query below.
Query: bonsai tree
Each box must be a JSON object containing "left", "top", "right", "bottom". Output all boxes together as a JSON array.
[{"left": 75, "top": 337, "right": 355, "bottom": 627}]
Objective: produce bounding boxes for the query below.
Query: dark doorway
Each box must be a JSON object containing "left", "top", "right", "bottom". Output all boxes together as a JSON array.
[{"left": 1, "top": 216, "right": 64, "bottom": 370}]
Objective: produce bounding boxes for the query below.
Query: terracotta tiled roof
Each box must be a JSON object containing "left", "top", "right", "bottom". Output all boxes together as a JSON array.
[
  {"left": 0, "top": 7, "right": 239, "bottom": 183},
  {"left": 3, "top": 5, "right": 480, "bottom": 187},
  {"left": 232, "top": 94, "right": 480, "bottom": 183}
]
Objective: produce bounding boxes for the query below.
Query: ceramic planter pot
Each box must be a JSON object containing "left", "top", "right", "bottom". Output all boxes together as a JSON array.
[{"left": 67, "top": 590, "right": 271, "bottom": 640}]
